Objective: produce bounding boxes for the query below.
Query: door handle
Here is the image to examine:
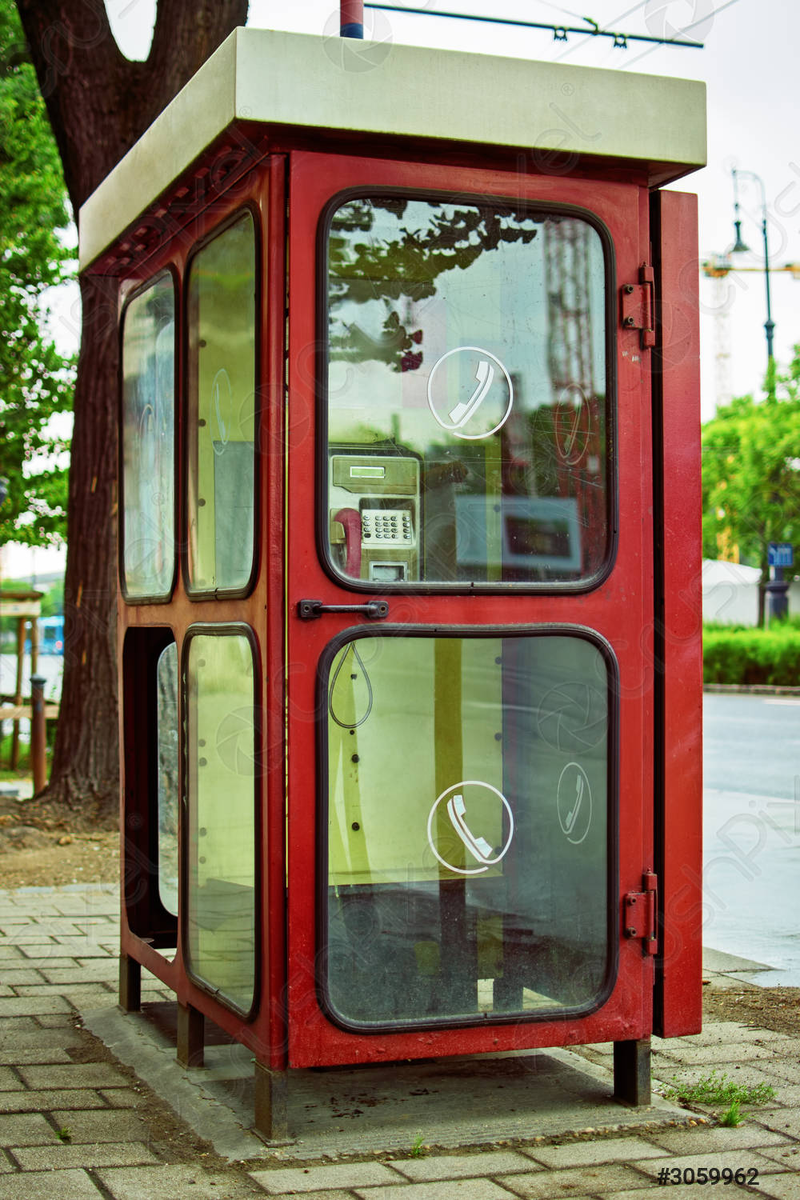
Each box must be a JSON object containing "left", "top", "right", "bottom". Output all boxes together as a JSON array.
[{"left": 297, "top": 599, "right": 389, "bottom": 621}]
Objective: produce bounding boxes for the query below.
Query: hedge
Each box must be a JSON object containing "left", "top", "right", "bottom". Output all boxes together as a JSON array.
[{"left": 703, "top": 622, "right": 800, "bottom": 687}]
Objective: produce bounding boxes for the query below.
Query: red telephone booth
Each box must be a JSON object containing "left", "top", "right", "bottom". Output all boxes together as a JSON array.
[{"left": 80, "top": 27, "right": 705, "bottom": 1139}]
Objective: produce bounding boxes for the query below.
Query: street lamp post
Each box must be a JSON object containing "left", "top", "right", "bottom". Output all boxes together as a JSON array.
[{"left": 731, "top": 168, "right": 775, "bottom": 386}]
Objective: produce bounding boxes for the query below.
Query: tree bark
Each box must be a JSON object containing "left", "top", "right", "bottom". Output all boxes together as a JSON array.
[{"left": 16, "top": 0, "right": 248, "bottom": 815}]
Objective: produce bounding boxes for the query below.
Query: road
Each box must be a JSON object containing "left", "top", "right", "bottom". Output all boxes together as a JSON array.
[{"left": 703, "top": 692, "right": 800, "bottom": 984}]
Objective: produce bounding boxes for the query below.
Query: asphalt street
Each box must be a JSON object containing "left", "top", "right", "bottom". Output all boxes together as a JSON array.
[{"left": 703, "top": 692, "right": 800, "bottom": 984}]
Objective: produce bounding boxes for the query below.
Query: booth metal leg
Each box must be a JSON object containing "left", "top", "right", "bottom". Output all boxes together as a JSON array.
[
  {"left": 254, "top": 1061, "right": 289, "bottom": 1141},
  {"left": 613, "top": 1037, "right": 651, "bottom": 1106},
  {"left": 176, "top": 1002, "right": 205, "bottom": 1068},
  {"left": 119, "top": 953, "right": 141, "bottom": 1012}
]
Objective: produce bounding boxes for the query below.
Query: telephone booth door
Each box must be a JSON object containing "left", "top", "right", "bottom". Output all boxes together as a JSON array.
[{"left": 284, "top": 152, "right": 659, "bottom": 1067}]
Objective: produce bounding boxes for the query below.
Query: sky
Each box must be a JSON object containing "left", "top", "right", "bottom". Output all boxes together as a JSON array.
[{"left": 9, "top": 0, "right": 799, "bottom": 578}]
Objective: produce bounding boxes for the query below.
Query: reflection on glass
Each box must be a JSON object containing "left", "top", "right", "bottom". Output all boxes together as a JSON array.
[
  {"left": 326, "top": 197, "right": 608, "bottom": 587},
  {"left": 324, "top": 633, "right": 612, "bottom": 1027},
  {"left": 186, "top": 633, "right": 256, "bottom": 1013},
  {"left": 121, "top": 273, "right": 175, "bottom": 598},
  {"left": 187, "top": 213, "right": 257, "bottom": 593},
  {"left": 156, "top": 643, "right": 179, "bottom": 917}
]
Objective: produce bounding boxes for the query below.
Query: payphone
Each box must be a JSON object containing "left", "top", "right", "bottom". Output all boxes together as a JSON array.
[
  {"left": 329, "top": 449, "right": 420, "bottom": 581},
  {"left": 81, "top": 25, "right": 704, "bottom": 1141}
]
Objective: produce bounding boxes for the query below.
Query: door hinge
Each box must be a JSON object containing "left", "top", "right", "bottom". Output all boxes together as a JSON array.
[
  {"left": 620, "top": 264, "right": 656, "bottom": 349},
  {"left": 623, "top": 870, "right": 658, "bottom": 955}
]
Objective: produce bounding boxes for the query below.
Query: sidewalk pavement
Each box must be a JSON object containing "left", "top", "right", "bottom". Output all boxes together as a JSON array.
[{"left": 1, "top": 884, "right": 800, "bottom": 1199}]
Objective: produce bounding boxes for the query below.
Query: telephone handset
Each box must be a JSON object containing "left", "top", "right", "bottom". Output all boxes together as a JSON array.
[
  {"left": 447, "top": 793, "right": 494, "bottom": 864},
  {"left": 329, "top": 451, "right": 420, "bottom": 583}
]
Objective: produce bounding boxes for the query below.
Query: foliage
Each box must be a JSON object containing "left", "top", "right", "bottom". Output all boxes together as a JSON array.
[
  {"left": 702, "top": 350, "right": 800, "bottom": 599},
  {"left": 665, "top": 1069, "right": 775, "bottom": 1107},
  {"left": 703, "top": 623, "right": 800, "bottom": 686},
  {"left": 719, "top": 1099, "right": 743, "bottom": 1127},
  {"left": 0, "top": 0, "right": 72, "bottom": 545}
]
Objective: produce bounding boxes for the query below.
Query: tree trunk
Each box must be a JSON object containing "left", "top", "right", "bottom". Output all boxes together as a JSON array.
[
  {"left": 47, "top": 274, "right": 120, "bottom": 815},
  {"left": 16, "top": 0, "right": 249, "bottom": 817}
]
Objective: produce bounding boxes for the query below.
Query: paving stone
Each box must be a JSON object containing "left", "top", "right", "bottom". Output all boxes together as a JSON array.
[
  {"left": 0, "top": 1113, "right": 55, "bottom": 1146},
  {"left": 12, "top": 984, "right": 108, "bottom": 997},
  {"left": 50, "top": 1108, "right": 148, "bottom": 1143},
  {"left": 610, "top": 1189, "right": 762, "bottom": 1200},
  {"left": 631, "top": 1149, "right": 782, "bottom": 1180},
  {"left": 12, "top": 1140, "right": 158, "bottom": 1170},
  {"left": 647, "top": 1124, "right": 793, "bottom": 1154},
  {"left": 62, "top": 988, "right": 116, "bottom": 1011},
  {"left": 755, "top": 1112, "right": 800, "bottom": 1140},
  {"left": 20, "top": 1064, "right": 129, "bottom": 1090},
  {"left": 250, "top": 1161, "right": 404, "bottom": 1193},
  {"left": 35, "top": 1014, "right": 77, "bottom": 1028},
  {"left": 18, "top": 943, "right": 111, "bottom": 959},
  {"left": 656, "top": 1043, "right": 783, "bottom": 1066},
  {"left": 390, "top": 1150, "right": 536, "bottom": 1181},
  {"left": 752, "top": 1145, "right": 800, "bottom": 1168},
  {"left": 0, "top": 1030, "right": 81, "bottom": 1053},
  {"left": 0, "top": 1153, "right": 10, "bottom": 1173},
  {"left": 494, "top": 1164, "right": 650, "bottom": 1197},
  {"left": 0, "top": 1020, "right": 40, "bottom": 1036},
  {"left": 0, "top": 1072, "right": 23, "bottom": 1093},
  {"left": 352, "top": 1182, "right": 523, "bottom": 1200},
  {"left": 0, "top": 949, "right": 24, "bottom": 962},
  {"left": 3, "top": 964, "right": 77, "bottom": 983},
  {"left": 759, "top": 1060, "right": 800, "bottom": 1085},
  {"left": 0, "top": 1090, "right": 105, "bottom": 1113},
  {"left": 1, "top": 935, "right": 57, "bottom": 947},
  {"left": 0, "top": 997, "right": 70, "bottom": 1017},
  {"left": 757, "top": 1174, "right": 800, "bottom": 1199},
  {"left": 0, "top": 971, "right": 46, "bottom": 987},
  {"left": 0, "top": 992, "right": 11, "bottom": 1000},
  {"left": 0, "top": 1168, "right": 104, "bottom": 1198},
  {"left": 526, "top": 1135, "right": 669, "bottom": 1169},
  {"left": 98, "top": 1090, "right": 140, "bottom": 1108},
  {"left": 42, "top": 964, "right": 118, "bottom": 984},
  {"left": 97, "top": 1164, "right": 261, "bottom": 1199}
]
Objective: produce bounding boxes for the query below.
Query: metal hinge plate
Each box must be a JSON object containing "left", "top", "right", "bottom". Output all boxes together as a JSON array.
[
  {"left": 620, "top": 264, "right": 656, "bottom": 349},
  {"left": 623, "top": 870, "right": 658, "bottom": 955}
]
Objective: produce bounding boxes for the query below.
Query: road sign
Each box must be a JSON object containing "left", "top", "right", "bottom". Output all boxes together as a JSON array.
[{"left": 768, "top": 542, "right": 794, "bottom": 568}]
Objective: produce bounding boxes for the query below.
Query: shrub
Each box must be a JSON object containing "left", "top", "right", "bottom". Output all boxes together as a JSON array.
[{"left": 703, "top": 624, "right": 800, "bottom": 686}]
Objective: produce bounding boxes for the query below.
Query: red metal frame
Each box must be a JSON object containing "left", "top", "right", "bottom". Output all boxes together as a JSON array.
[
  {"left": 116, "top": 154, "right": 290, "bottom": 1070},
  {"left": 651, "top": 190, "right": 703, "bottom": 1037},
  {"left": 285, "top": 151, "right": 657, "bottom": 1068}
]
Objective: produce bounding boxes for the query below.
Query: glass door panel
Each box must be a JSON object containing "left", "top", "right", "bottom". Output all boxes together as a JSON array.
[
  {"left": 185, "top": 630, "right": 256, "bottom": 1014},
  {"left": 324, "top": 196, "right": 610, "bottom": 588},
  {"left": 321, "top": 630, "right": 614, "bottom": 1028}
]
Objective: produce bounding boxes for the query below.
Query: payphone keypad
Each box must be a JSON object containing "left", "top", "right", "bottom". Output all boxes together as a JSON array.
[{"left": 362, "top": 509, "right": 414, "bottom": 545}]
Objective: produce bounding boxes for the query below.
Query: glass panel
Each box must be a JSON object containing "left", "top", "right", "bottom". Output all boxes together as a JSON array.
[
  {"left": 121, "top": 273, "right": 175, "bottom": 598},
  {"left": 156, "top": 643, "right": 179, "bottom": 917},
  {"left": 187, "top": 213, "right": 257, "bottom": 593},
  {"left": 324, "top": 632, "right": 611, "bottom": 1026},
  {"left": 326, "top": 197, "right": 608, "bottom": 587},
  {"left": 186, "top": 632, "right": 256, "bottom": 1012}
]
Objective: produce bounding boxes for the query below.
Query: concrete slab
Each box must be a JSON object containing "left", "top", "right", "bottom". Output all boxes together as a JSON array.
[
  {"left": 83, "top": 999, "right": 690, "bottom": 1163},
  {"left": 95, "top": 1163, "right": 262, "bottom": 1200}
]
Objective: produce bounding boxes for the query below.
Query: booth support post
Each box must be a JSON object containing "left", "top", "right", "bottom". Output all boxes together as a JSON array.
[
  {"left": 613, "top": 1038, "right": 651, "bottom": 1106},
  {"left": 177, "top": 1002, "right": 205, "bottom": 1068},
  {"left": 254, "top": 1062, "right": 289, "bottom": 1141},
  {"left": 119, "top": 953, "right": 141, "bottom": 1012}
]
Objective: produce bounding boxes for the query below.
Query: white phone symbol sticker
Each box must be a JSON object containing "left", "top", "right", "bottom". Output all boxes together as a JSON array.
[
  {"left": 448, "top": 359, "right": 495, "bottom": 429},
  {"left": 447, "top": 793, "right": 494, "bottom": 864},
  {"left": 565, "top": 773, "right": 584, "bottom": 835}
]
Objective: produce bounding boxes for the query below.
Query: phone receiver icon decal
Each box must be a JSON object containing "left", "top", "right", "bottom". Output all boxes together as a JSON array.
[
  {"left": 557, "top": 762, "right": 592, "bottom": 845},
  {"left": 427, "top": 346, "right": 514, "bottom": 441},
  {"left": 427, "top": 780, "right": 515, "bottom": 876},
  {"left": 565, "top": 773, "right": 584, "bottom": 835},
  {"left": 447, "top": 793, "right": 495, "bottom": 864},
  {"left": 448, "top": 360, "right": 495, "bottom": 429}
]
